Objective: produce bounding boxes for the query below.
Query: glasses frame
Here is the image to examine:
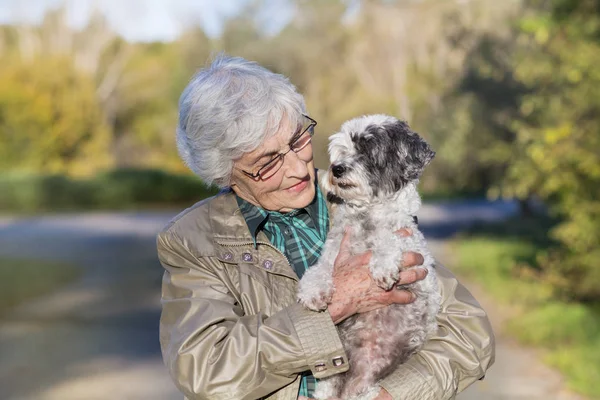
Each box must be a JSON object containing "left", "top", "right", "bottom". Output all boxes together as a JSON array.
[{"left": 240, "top": 114, "right": 317, "bottom": 180}]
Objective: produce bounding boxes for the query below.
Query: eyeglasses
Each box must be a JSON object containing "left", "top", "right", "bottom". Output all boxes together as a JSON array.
[{"left": 240, "top": 114, "right": 317, "bottom": 181}]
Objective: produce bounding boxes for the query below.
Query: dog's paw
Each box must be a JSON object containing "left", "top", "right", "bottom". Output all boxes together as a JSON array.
[
  {"left": 297, "top": 265, "right": 334, "bottom": 311},
  {"left": 297, "top": 293, "right": 330, "bottom": 311},
  {"left": 313, "top": 378, "right": 337, "bottom": 400},
  {"left": 297, "top": 286, "right": 333, "bottom": 311}
]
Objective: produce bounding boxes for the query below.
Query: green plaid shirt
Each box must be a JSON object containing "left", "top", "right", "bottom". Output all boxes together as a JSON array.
[{"left": 236, "top": 180, "right": 329, "bottom": 399}]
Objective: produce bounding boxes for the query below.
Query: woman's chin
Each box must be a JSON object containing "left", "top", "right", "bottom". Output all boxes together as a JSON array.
[{"left": 279, "top": 183, "right": 315, "bottom": 212}]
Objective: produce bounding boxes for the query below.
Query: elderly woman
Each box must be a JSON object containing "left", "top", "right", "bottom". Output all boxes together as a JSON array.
[{"left": 157, "top": 55, "right": 494, "bottom": 400}]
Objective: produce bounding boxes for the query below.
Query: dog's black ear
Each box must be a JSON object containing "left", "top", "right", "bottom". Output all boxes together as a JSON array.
[
  {"left": 408, "top": 134, "right": 436, "bottom": 180},
  {"left": 388, "top": 120, "right": 436, "bottom": 181}
]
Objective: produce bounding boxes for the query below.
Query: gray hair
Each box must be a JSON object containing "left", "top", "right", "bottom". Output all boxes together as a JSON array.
[{"left": 176, "top": 54, "right": 306, "bottom": 187}]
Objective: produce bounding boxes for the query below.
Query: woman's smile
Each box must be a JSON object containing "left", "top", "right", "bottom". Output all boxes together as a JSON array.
[{"left": 286, "top": 178, "right": 310, "bottom": 193}]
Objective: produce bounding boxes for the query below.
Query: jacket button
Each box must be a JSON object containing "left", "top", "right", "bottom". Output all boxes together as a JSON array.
[
  {"left": 314, "top": 363, "right": 327, "bottom": 372},
  {"left": 223, "top": 252, "right": 233, "bottom": 260},
  {"left": 242, "top": 253, "right": 253, "bottom": 262},
  {"left": 263, "top": 260, "right": 273, "bottom": 270},
  {"left": 332, "top": 356, "right": 345, "bottom": 367}
]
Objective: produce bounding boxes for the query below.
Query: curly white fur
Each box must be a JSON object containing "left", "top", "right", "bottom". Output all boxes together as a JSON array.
[{"left": 297, "top": 115, "right": 441, "bottom": 400}]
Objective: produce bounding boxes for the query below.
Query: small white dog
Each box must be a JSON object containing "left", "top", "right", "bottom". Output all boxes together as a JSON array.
[{"left": 297, "top": 115, "right": 441, "bottom": 400}]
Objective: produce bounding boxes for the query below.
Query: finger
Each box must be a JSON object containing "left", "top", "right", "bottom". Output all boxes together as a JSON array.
[
  {"left": 401, "top": 251, "right": 424, "bottom": 267},
  {"left": 387, "top": 289, "right": 416, "bottom": 305},
  {"left": 394, "top": 227, "right": 413, "bottom": 237},
  {"left": 397, "top": 267, "right": 428, "bottom": 285}
]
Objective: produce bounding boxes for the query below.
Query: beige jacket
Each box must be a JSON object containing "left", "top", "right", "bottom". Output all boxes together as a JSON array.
[{"left": 157, "top": 184, "right": 495, "bottom": 400}]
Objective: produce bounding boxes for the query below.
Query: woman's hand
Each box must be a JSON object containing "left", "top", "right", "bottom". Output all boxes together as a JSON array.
[
  {"left": 327, "top": 227, "right": 427, "bottom": 324},
  {"left": 372, "top": 387, "right": 393, "bottom": 400}
]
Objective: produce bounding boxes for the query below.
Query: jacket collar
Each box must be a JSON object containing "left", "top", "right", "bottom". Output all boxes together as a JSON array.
[
  {"left": 207, "top": 170, "right": 332, "bottom": 281},
  {"left": 208, "top": 188, "right": 256, "bottom": 243},
  {"left": 209, "top": 169, "right": 332, "bottom": 243},
  {"left": 234, "top": 171, "right": 327, "bottom": 248}
]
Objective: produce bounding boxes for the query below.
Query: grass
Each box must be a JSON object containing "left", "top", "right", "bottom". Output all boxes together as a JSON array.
[
  {"left": 0, "top": 258, "right": 82, "bottom": 317},
  {"left": 450, "top": 216, "right": 600, "bottom": 398}
]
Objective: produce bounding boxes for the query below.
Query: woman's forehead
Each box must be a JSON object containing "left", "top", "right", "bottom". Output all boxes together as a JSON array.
[
  {"left": 264, "top": 117, "right": 302, "bottom": 146},
  {"left": 237, "top": 119, "right": 298, "bottom": 164}
]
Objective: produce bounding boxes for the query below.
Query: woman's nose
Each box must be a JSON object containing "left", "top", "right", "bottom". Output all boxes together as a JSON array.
[{"left": 284, "top": 149, "right": 309, "bottom": 176}]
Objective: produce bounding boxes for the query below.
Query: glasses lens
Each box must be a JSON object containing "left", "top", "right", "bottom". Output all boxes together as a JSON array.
[
  {"left": 258, "top": 155, "right": 284, "bottom": 180},
  {"left": 291, "top": 132, "right": 312, "bottom": 153}
]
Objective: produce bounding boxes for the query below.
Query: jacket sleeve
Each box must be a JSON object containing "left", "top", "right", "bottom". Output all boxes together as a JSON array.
[
  {"left": 379, "top": 263, "right": 495, "bottom": 400},
  {"left": 157, "top": 230, "right": 348, "bottom": 400}
]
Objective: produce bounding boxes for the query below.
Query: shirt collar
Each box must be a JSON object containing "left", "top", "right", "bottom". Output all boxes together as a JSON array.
[
  {"left": 235, "top": 173, "right": 323, "bottom": 246},
  {"left": 235, "top": 195, "right": 269, "bottom": 247}
]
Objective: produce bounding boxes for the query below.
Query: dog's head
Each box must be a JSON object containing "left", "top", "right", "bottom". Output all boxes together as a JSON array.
[{"left": 324, "top": 114, "right": 435, "bottom": 206}]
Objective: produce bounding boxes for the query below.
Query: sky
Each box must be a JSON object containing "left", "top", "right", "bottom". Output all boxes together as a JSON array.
[{"left": 0, "top": 0, "right": 294, "bottom": 41}]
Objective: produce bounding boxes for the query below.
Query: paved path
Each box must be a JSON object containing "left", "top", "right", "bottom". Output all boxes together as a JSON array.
[
  {"left": 0, "top": 200, "right": 587, "bottom": 399},
  {"left": 0, "top": 212, "right": 179, "bottom": 400}
]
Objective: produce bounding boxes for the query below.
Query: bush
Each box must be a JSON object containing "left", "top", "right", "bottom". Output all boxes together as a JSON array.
[
  {"left": 451, "top": 216, "right": 600, "bottom": 397},
  {"left": 0, "top": 169, "right": 218, "bottom": 213}
]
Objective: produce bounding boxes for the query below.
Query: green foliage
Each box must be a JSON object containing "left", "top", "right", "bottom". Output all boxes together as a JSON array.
[
  {"left": 0, "top": 57, "right": 112, "bottom": 175},
  {"left": 0, "top": 169, "right": 218, "bottom": 213},
  {"left": 504, "top": 0, "right": 600, "bottom": 301},
  {"left": 545, "top": 339, "right": 600, "bottom": 396},
  {"left": 451, "top": 217, "right": 557, "bottom": 305},
  {"left": 0, "top": 174, "right": 98, "bottom": 211},
  {"left": 108, "top": 41, "right": 184, "bottom": 169},
  {"left": 425, "top": 0, "right": 600, "bottom": 302},
  {"left": 451, "top": 217, "right": 600, "bottom": 397},
  {"left": 96, "top": 168, "right": 219, "bottom": 205}
]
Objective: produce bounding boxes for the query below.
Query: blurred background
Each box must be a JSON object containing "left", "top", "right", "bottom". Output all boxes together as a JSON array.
[{"left": 0, "top": 0, "right": 598, "bottom": 399}]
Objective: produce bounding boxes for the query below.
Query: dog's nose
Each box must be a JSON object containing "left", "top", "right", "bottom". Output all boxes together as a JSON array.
[{"left": 331, "top": 164, "right": 346, "bottom": 178}]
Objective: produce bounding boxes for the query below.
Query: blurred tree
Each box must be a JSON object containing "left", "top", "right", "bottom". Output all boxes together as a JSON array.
[
  {"left": 350, "top": 0, "right": 521, "bottom": 123},
  {"left": 271, "top": 0, "right": 359, "bottom": 167},
  {"left": 424, "top": 28, "right": 529, "bottom": 197},
  {"left": 504, "top": 0, "right": 600, "bottom": 300},
  {"left": 107, "top": 41, "right": 180, "bottom": 169},
  {"left": 0, "top": 5, "right": 189, "bottom": 172},
  {"left": 345, "top": 0, "right": 523, "bottom": 195},
  {"left": 214, "top": 0, "right": 361, "bottom": 168},
  {"left": 0, "top": 57, "right": 111, "bottom": 175}
]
